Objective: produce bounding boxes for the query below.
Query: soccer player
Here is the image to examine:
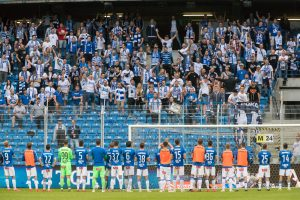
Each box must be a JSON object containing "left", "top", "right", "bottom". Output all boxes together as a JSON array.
[
  {"left": 155, "top": 148, "right": 161, "bottom": 191},
  {"left": 257, "top": 144, "right": 272, "bottom": 191},
  {"left": 159, "top": 141, "right": 173, "bottom": 192},
  {"left": 123, "top": 141, "right": 135, "bottom": 192},
  {"left": 75, "top": 140, "right": 88, "bottom": 191},
  {"left": 90, "top": 139, "right": 107, "bottom": 193},
  {"left": 58, "top": 140, "right": 73, "bottom": 191},
  {"left": 108, "top": 141, "right": 123, "bottom": 190},
  {"left": 221, "top": 144, "right": 234, "bottom": 192},
  {"left": 23, "top": 142, "right": 39, "bottom": 191},
  {"left": 204, "top": 140, "right": 217, "bottom": 192},
  {"left": 171, "top": 139, "right": 186, "bottom": 192},
  {"left": 39, "top": 144, "right": 56, "bottom": 192},
  {"left": 136, "top": 142, "right": 151, "bottom": 192},
  {"left": 1, "top": 141, "right": 18, "bottom": 191},
  {"left": 190, "top": 139, "right": 205, "bottom": 191},
  {"left": 236, "top": 143, "right": 250, "bottom": 191},
  {"left": 278, "top": 143, "right": 293, "bottom": 190},
  {"left": 105, "top": 142, "right": 114, "bottom": 190}
]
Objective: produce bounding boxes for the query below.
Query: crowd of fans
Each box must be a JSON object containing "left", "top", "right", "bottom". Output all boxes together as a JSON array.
[{"left": 0, "top": 12, "right": 299, "bottom": 126}]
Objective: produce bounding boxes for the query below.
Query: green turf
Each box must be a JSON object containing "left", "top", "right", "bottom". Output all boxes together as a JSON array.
[{"left": 0, "top": 189, "right": 299, "bottom": 200}]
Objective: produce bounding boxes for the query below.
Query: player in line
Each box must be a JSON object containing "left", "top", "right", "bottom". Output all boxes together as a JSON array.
[
  {"left": 75, "top": 140, "right": 88, "bottom": 191},
  {"left": 23, "top": 142, "right": 39, "bottom": 191},
  {"left": 58, "top": 140, "right": 73, "bottom": 191},
  {"left": 190, "top": 139, "right": 205, "bottom": 192},
  {"left": 39, "top": 144, "right": 56, "bottom": 192},
  {"left": 171, "top": 139, "right": 186, "bottom": 192},
  {"left": 204, "top": 140, "right": 217, "bottom": 192},
  {"left": 1, "top": 141, "right": 19, "bottom": 191},
  {"left": 221, "top": 144, "right": 234, "bottom": 192},
  {"left": 91, "top": 139, "right": 107, "bottom": 192},
  {"left": 160, "top": 141, "right": 173, "bottom": 192},
  {"left": 257, "top": 144, "right": 272, "bottom": 191},
  {"left": 123, "top": 141, "right": 135, "bottom": 192},
  {"left": 108, "top": 141, "right": 123, "bottom": 191},
  {"left": 136, "top": 142, "right": 151, "bottom": 192},
  {"left": 104, "top": 142, "right": 114, "bottom": 191},
  {"left": 278, "top": 143, "right": 293, "bottom": 190},
  {"left": 236, "top": 143, "right": 250, "bottom": 191}
]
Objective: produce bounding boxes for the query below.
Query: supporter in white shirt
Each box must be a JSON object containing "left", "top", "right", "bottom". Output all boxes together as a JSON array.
[
  {"left": 121, "top": 64, "right": 134, "bottom": 85},
  {"left": 99, "top": 79, "right": 110, "bottom": 106},
  {"left": 237, "top": 86, "right": 248, "bottom": 102},
  {"left": 42, "top": 37, "right": 52, "bottom": 52},
  {"left": 86, "top": 75, "right": 96, "bottom": 93},
  {"left": 48, "top": 28, "right": 58, "bottom": 47},
  {"left": 170, "top": 73, "right": 184, "bottom": 87},
  {"left": 228, "top": 90, "right": 239, "bottom": 106},
  {"left": 58, "top": 76, "right": 70, "bottom": 95},
  {"left": 256, "top": 44, "right": 266, "bottom": 63},
  {"left": 156, "top": 29, "right": 177, "bottom": 52},
  {"left": 192, "top": 57, "right": 203, "bottom": 76},
  {"left": 95, "top": 31, "right": 105, "bottom": 53}
]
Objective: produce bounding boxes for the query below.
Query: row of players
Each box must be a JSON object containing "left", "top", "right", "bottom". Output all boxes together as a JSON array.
[{"left": 0, "top": 139, "right": 294, "bottom": 192}]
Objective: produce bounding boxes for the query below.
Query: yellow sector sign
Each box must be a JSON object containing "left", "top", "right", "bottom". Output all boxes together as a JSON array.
[{"left": 256, "top": 134, "right": 274, "bottom": 143}]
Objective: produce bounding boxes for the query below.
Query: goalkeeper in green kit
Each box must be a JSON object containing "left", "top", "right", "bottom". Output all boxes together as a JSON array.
[{"left": 58, "top": 140, "right": 73, "bottom": 191}]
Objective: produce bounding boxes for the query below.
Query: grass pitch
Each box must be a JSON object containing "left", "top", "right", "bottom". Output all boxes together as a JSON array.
[{"left": 0, "top": 189, "right": 299, "bottom": 200}]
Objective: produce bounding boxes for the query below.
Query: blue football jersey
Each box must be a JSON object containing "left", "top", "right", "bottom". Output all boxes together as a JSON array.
[
  {"left": 75, "top": 147, "right": 88, "bottom": 167},
  {"left": 205, "top": 147, "right": 217, "bottom": 167},
  {"left": 108, "top": 148, "right": 123, "bottom": 166},
  {"left": 123, "top": 148, "right": 135, "bottom": 167},
  {"left": 90, "top": 147, "right": 106, "bottom": 167},
  {"left": 172, "top": 146, "right": 186, "bottom": 167},
  {"left": 155, "top": 151, "right": 160, "bottom": 168},
  {"left": 105, "top": 150, "right": 112, "bottom": 169},
  {"left": 258, "top": 150, "right": 271, "bottom": 165},
  {"left": 279, "top": 150, "right": 293, "bottom": 169},
  {"left": 136, "top": 150, "right": 149, "bottom": 169},
  {"left": 1, "top": 148, "right": 14, "bottom": 167},
  {"left": 41, "top": 151, "right": 55, "bottom": 169}
]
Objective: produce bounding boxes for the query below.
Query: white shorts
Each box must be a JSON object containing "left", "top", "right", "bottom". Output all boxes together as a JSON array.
[
  {"left": 137, "top": 169, "right": 149, "bottom": 177},
  {"left": 105, "top": 168, "right": 111, "bottom": 177},
  {"left": 191, "top": 165, "right": 205, "bottom": 177},
  {"left": 279, "top": 169, "right": 291, "bottom": 177},
  {"left": 173, "top": 166, "right": 184, "bottom": 176},
  {"left": 124, "top": 166, "right": 135, "bottom": 176},
  {"left": 160, "top": 166, "right": 171, "bottom": 181},
  {"left": 42, "top": 169, "right": 53, "bottom": 179},
  {"left": 258, "top": 165, "right": 270, "bottom": 178},
  {"left": 76, "top": 166, "right": 87, "bottom": 177},
  {"left": 157, "top": 168, "right": 160, "bottom": 178},
  {"left": 111, "top": 166, "right": 123, "bottom": 177},
  {"left": 236, "top": 167, "right": 248, "bottom": 178},
  {"left": 4, "top": 166, "right": 15, "bottom": 177},
  {"left": 26, "top": 167, "right": 37, "bottom": 177},
  {"left": 222, "top": 167, "right": 234, "bottom": 178},
  {"left": 204, "top": 166, "right": 216, "bottom": 177}
]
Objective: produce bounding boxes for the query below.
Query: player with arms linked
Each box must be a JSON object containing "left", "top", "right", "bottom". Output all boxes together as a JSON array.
[
  {"left": 159, "top": 141, "right": 173, "bottom": 192},
  {"left": 75, "top": 140, "right": 88, "bottom": 191},
  {"left": 1, "top": 141, "right": 19, "bottom": 191},
  {"left": 58, "top": 140, "right": 73, "bottom": 191},
  {"left": 108, "top": 141, "right": 123, "bottom": 191},
  {"left": 257, "top": 143, "right": 272, "bottom": 191},
  {"left": 278, "top": 143, "right": 293, "bottom": 190},
  {"left": 204, "top": 140, "right": 217, "bottom": 192},
  {"left": 190, "top": 138, "right": 205, "bottom": 192},
  {"left": 171, "top": 139, "right": 186, "bottom": 192},
  {"left": 123, "top": 141, "right": 135, "bottom": 192},
  {"left": 136, "top": 142, "right": 151, "bottom": 192},
  {"left": 23, "top": 142, "right": 39, "bottom": 191},
  {"left": 39, "top": 144, "right": 56, "bottom": 192},
  {"left": 90, "top": 139, "right": 107, "bottom": 192}
]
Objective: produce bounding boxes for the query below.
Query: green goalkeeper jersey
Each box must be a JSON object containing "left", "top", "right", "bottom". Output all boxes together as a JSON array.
[{"left": 58, "top": 146, "right": 73, "bottom": 166}]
